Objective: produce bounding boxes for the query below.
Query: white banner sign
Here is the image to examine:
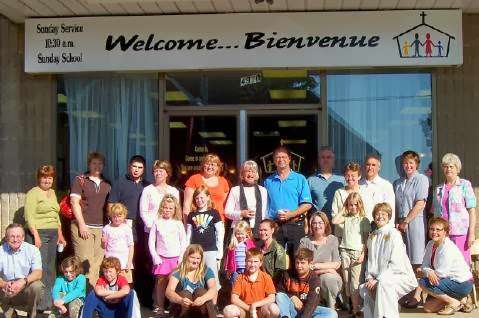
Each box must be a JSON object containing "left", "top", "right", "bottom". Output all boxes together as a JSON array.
[{"left": 24, "top": 10, "right": 462, "bottom": 73}]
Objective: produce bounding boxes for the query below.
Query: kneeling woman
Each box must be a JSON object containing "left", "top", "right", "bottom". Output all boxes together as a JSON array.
[
  {"left": 166, "top": 244, "right": 217, "bottom": 318},
  {"left": 420, "top": 217, "right": 474, "bottom": 315},
  {"left": 360, "top": 203, "right": 417, "bottom": 318}
]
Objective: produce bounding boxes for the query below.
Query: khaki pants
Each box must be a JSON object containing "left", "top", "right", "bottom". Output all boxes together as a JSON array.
[
  {"left": 71, "top": 222, "right": 104, "bottom": 286},
  {"left": 47, "top": 298, "right": 84, "bottom": 318},
  {"left": 0, "top": 280, "right": 44, "bottom": 318},
  {"left": 340, "top": 248, "right": 363, "bottom": 298},
  {"left": 317, "top": 271, "right": 343, "bottom": 309}
]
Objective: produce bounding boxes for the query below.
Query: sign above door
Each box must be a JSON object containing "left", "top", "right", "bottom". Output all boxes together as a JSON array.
[{"left": 25, "top": 10, "right": 462, "bottom": 73}]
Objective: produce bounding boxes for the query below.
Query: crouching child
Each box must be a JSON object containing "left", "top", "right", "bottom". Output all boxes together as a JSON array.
[
  {"left": 81, "top": 257, "right": 140, "bottom": 318},
  {"left": 223, "top": 248, "right": 279, "bottom": 318},
  {"left": 276, "top": 248, "right": 338, "bottom": 318},
  {"left": 48, "top": 257, "right": 86, "bottom": 318}
]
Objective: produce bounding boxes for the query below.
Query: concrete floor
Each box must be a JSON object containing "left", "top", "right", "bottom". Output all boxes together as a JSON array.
[{"left": 137, "top": 307, "right": 478, "bottom": 318}]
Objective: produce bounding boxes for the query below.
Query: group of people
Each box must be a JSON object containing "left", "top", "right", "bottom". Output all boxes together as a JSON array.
[{"left": 0, "top": 146, "right": 476, "bottom": 318}]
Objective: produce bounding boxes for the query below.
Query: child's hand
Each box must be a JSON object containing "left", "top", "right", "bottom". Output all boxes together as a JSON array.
[
  {"left": 356, "top": 253, "right": 365, "bottom": 264},
  {"left": 153, "top": 256, "right": 162, "bottom": 265},
  {"left": 193, "top": 295, "right": 206, "bottom": 307},
  {"left": 54, "top": 299, "right": 65, "bottom": 307},
  {"left": 290, "top": 296, "right": 303, "bottom": 311},
  {"left": 59, "top": 305, "right": 68, "bottom": 314},
  {"left": 182, "top": 297, "right": 193, "bottom": 308},
  {"left": 101, "top": 235, "right": 107, "bottom": 249}
]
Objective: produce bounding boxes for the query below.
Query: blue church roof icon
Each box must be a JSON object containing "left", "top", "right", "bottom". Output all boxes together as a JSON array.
[{"left": 393, "top": 11, "right": 455, "bottom": 58}]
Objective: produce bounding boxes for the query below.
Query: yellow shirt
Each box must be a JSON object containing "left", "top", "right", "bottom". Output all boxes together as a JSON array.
[
  {"left": 338, "top": 215, "right": 371, "bottom": 251},
  {"left": 25, "top": 186, "right": 61, "bottom": 230}
]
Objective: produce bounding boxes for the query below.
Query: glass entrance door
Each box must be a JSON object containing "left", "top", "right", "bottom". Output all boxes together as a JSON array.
[
  {"left": 248, "top": 114, "right": 319, "bottom": 179},
  {"left": 168, "top": 115, "right": 238, "bottom": 187},
  {"left": 166, "top": 112, "right": 319, "bottom": 187}
]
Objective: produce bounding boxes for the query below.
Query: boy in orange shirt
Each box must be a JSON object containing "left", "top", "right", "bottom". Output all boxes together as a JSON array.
[{"left": 223, "top": 248, "right": 279, "bottom": 318}]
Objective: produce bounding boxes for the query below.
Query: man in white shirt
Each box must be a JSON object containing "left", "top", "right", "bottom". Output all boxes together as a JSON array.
[{"left": 359, "top": 154, "right": 396, "bottom": 224}]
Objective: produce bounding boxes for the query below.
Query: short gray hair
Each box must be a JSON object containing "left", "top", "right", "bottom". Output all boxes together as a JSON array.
[
  {"left": 441, "top": 153, "right": 462, "bottom": 172},
  {"left": 240, "top": 160, "right": 260, "bottom": 181}
]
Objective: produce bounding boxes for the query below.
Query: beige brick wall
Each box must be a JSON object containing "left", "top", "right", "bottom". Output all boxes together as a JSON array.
[{"left": 0, "top": 16, "right": 56, "bottom": 194}]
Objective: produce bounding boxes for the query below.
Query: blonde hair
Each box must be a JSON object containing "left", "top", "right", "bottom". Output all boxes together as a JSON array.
[
  {"left": 152, "top": 160, "right": 173, "bottom": 177},
  {"left": 108, "top": 203, "right": 128, "bottom": 219},
  {"left": 343, "top": 192, "right": 366, "bottom": 217},
  {"left": 201, "top": 153, "right": 223, "bottom": 176},
  {"left": 159, "top": 194, "right": 182, "bottom": 221},
  {"left": 176, "top": 244, "right": 207, "bottom": 284},
  {"left": 192, "top": 185, "right": 214, "bottom": 211},
  {"left": 228, "top": 220, "right": 252, "bottom": 249},
  {"left": 372, "top": 202, "right": 393, "bottom": 221}
]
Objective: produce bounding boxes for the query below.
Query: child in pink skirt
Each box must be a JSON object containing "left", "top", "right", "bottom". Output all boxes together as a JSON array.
[{"left": 148, "top": 194, "right": 187, "bottom": 316}]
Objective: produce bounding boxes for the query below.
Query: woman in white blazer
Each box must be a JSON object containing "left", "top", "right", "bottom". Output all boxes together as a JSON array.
[{"left": 420, "top": 217, "right": 474, "bottom": 315}]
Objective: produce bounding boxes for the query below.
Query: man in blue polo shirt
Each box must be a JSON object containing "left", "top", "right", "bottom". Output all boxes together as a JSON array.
[
  {"left": 264, "top": 146, "right": 312, "bottom": 258},
  {"left": 307, "top": 147, "right": 345, "bottom": 220}
]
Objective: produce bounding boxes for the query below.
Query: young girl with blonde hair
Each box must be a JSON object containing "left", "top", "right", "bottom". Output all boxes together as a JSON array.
[
  {"left": 332, "top": 192, "right": 371, "bottom": 317},
  {"left": 148, "top": 194, "right": 187, "bottom": 316},
  {"left": 101, "top": 203, "right": 134, "bottom": 283},
  {"left": 224, "top": 220, "right": 256, "bottom": 284},
  {"left": 165, "top": 244, "right": 217, "bottom": 318}
]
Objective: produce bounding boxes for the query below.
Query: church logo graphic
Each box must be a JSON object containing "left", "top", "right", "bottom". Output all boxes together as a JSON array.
[{"left": 393, "top": 11, "right": 455, "bottom": 58}]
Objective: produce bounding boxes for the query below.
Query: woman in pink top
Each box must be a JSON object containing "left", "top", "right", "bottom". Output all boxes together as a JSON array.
[
  {"left": 183, "top": 153, "right": 230, "bottom": 221},
  {"left": 148, "top": 194, "right": 187, "bottom": 316},
  {"left": 433, "top": 153, "right": 476, "bottom": 263}
]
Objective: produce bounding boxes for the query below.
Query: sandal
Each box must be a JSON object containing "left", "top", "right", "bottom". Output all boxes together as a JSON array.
[
  {"left": 402, "top": 298, "right": 422, "bottom": 309},
  {"left": 438, "top": 304, "right": 463, "bottom": 315},
  {"left": 460, "top": 300, "right": 474, "bottom": 313}
]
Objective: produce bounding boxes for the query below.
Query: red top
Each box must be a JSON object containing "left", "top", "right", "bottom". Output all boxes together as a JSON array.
[
  {"left": 96, "top": 275, "right": 129, "bottom": 291},
  {"left": 185, "top": 173, "right": 230, "bottom": 220}
]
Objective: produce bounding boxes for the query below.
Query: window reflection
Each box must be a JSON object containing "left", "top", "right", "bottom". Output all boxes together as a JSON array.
[
  {"left": 166, "top": 70, "right": 320, "bottom": 106},
  {"left": 248, "top": 115, "right": 318, "bottom": 180},
  {"left": 328, "top": 73, "right": 432, "bottom": 181},
  {"left": 169, "top": 116, "right": 238, "bottom": 187}
]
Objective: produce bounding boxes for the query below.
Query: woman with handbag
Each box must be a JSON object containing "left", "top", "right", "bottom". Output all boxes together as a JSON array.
[
  {"left": 24, "top": 165, "right": 67, "bottom": 312},
  {"left": 70, "top": 152, "right": 111, "bottom": 287}
]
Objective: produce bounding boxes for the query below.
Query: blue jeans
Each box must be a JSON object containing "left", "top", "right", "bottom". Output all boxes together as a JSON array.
[
  {"left": 420, "top": 277, "right": 473, "bottom": 300},
  {"left": 82, "top": 290, "right": 135, "bottom": 318},
  {"left": 276, "top": 292, "right": 338, "bottom": 318}
]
